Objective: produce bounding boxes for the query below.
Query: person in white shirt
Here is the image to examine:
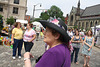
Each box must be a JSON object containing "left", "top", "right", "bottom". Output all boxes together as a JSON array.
[
  {"left": 35, "top": 25, "right": 40, "bottom": 41},
  {"left": 68, "top": 29, "right": 73, "bottom": 38}
]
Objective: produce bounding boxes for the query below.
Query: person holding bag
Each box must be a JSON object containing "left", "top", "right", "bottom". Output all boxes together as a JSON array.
[{"left": 71, "top": 30, "right": 83, "bottom": 64}]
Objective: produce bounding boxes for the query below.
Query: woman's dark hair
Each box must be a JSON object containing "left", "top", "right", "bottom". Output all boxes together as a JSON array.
[
  {"left": 74, "top": 30, "right": 79, "bottom": 36},
  {"left": 87, "top": 30, "right": 93, "bottom": 37},
  {"left": 28, "top": 23, "right": 33, "bottom": 28},
  {"left": 14, "top": 22, "right": 21, "bottom": 28},
  {"left": 49, "top": 28, "right": 70, "bottom": 50},
  {"left": 68, "top": 29, "right": 71, "bottom": 31}
]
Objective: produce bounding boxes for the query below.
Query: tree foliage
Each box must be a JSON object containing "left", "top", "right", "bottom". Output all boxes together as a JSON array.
[
  {"left": 73, "top": 25, "right": 78, "bottom": 29},
  {"left": 33, "top": 18, "right": 42, "bottom": 22},
  {"left": 40, "top": 12, "right": 50, "bottom": 20},
  {"left": 6, "top": 16, "right": 15, "bottom": 25},
  {"left": 40, "top": 5, "right": 65, "bottom": 21}
]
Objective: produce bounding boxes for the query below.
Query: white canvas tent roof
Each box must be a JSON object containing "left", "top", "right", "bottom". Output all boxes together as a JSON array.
[
  {"left": 16, "top": 19, "right": 28, "bottom": 24},
  {"left": 91, "top": 25, "right": 100, "bottom": 29},
  {"left": 32, "top": 21, "right": 43, "bottom": 27},
  {"left": 91, "top": 25, "right": 100, "bottom": 35}
]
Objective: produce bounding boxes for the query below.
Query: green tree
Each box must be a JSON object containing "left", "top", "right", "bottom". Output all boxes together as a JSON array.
[
  {"left": 73, "top": 25, "right": 78, "bottom": 29},
  {"left": 40, "top": 5, "right": 65, "bottom": 21},
  {"left": 6, "top": 16, "right": 15, "bottom": 25},
  {"left": 33, "top": 18, "right": 42, "bottom": 22},
  {"left": 40, "top": 12, "right": 50, "bottom": 20},
  {"left": 0, "top": 14, "right": 3, "bottom": 31}
]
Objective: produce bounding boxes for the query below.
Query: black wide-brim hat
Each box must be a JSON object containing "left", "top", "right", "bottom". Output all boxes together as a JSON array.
[{"left": 39, "top": 19, "right": 71, "bottom": 42}]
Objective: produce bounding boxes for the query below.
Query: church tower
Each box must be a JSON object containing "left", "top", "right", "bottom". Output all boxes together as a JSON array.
[
  {"left": 76, "top": 0, "right": 80, "bottom": 16},
  {"left": 76, "top": 0, "right": 80, "bottom": 20}
]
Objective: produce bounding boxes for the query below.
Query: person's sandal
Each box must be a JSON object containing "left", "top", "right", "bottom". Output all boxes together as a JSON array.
[
  {"left": 87, "top": 63, "right": 90, "bottom": 67},
  {"left": 83, "top": 64, "right": 86, "bottom": 67},
  {"left": 75, "top": 62, "right": 79, "bottom": 65}
]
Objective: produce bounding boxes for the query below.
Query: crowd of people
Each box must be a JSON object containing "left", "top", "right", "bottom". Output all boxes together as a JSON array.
[
  {"left": 10, "top": 22, "right": 44, "bottom": 60},
  {"left": 67, "top": 28, "right": 94, "bottom": 67},
  {"left": 24, "top": 19, "right": 94, "bottom": 67},
  {"left": 0, "top": 19, "right": 95, "bottom": 67}
]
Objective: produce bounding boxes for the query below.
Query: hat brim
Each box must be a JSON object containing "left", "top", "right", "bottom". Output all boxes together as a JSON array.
[{"left": 39, "top": 20, "right": 71, "bottom": 42}]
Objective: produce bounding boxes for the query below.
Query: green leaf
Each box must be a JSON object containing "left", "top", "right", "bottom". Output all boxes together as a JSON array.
[
  {"left": 6, "top": 16, "right": 15, "bottom": 25},
  {"left": 39, "top": 5, "right": 65, "bottom": 21}
]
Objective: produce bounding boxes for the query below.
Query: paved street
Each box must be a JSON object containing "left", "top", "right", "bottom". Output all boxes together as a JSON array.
[{"left": 0, "top": 38, "right": 100, "bottom": 67}]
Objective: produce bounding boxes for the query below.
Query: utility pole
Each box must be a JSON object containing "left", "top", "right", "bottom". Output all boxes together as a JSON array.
[{"left": 33, "top": 3, "right": 42, "bottom": 21}]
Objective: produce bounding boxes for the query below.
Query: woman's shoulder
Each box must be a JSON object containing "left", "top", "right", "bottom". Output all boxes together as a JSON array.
[
  {"left": 13, "top": 28, "right": 17, "bottom": 30},
  {"left": 31, "top": 28, "right": 34, "bottom": 31},
  {"left": 47, "top": 44, "right": 70, "bottom": 55},
  {"left": 12, "top": 28, "right": 17, "bottom": 31}
]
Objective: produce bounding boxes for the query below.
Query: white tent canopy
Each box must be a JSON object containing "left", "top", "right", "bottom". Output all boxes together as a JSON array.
[
  {"left": 32, "top": 21, "right": 43, "bottom": 27},
  {"left": 16, "top": 19, "right": 28, "bottom": 24},
  {"left": 91, "top": 25, "right": 100, "bottom": 28},
  {"left": 91, "top": 25, "right": 100, "bottom": 35}
]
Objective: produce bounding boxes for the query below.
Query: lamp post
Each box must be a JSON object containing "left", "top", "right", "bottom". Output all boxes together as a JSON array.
[{"left": 33, "top": 3, "right": 42, "bottom": 21}]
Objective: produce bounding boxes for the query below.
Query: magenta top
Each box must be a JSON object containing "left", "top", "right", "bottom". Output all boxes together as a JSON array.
[{"left": 35, "top": 44, "right": 71, "bottom": 67}]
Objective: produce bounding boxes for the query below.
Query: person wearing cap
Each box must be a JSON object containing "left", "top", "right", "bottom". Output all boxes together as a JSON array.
[{"left": 24, "top": 19, "right": 71, "bottom": 67}]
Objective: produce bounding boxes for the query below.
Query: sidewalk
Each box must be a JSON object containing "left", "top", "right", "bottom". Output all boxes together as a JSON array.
[
  {"left": 0, "top": 39, "right": 100, "bottom": 67},
  {"left": 94, "top": 44, "right": 100, "bottom": 49}
]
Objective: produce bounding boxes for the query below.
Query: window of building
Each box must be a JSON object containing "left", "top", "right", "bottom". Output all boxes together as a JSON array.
[
  {"left": 82, "top": 22, "right": 84, "bottom": 28},
  {"left": 79, "top": 22, "right": 80, "bottom": 28},
  {"left": 13, "top": 7, "right": 18, "bottom": 14},
  {"left": 14, "top": 0, "right": 19, "bottom": 4},
  {"left": 71, "top": 15, "right": 73, "bottom": 22},
  {"left": 90, "top": 22, "right": 92, "bottom": 27},
  {"left": 86, "top": 22, "right": 88, "bottom": 28},
  {"left": 0, "top": 5, "right": 3, "bottom": 12},
  {"left": 95, "top": 21, "right": 98, "bottom": 25}
]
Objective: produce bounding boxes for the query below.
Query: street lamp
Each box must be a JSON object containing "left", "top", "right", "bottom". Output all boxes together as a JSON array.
[{"left": 33, "top": 3, "right": 42, "bottom": 21}]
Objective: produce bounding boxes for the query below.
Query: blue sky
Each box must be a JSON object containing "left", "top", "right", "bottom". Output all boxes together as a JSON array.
[{"left": 26, "top": 0, "right": 100, "bottom": 18}]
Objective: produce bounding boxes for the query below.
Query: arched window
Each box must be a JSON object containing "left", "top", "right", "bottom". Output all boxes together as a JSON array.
[
  {"left": 90, "top": 22, "right": 92, "bottom": 27},
  {"left": 86, "top": 22, "right": 88, "bottom": 28},
  {"left": 79, "top": 22, "right": 80, "bottom": 28},
  {"left": 95, "top": 21, "right": 98, "bottom": 25},
  {"left": 82, "top": 22, "right": 84, "bottom": 28},
  {"left": 71, "top": 15, "right": 73, "bottom": 22}
]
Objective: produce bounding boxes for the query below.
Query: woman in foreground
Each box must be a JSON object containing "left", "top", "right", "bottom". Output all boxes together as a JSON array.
[{"left": 24, "top": 19, "right": 71, "bottom": 67}]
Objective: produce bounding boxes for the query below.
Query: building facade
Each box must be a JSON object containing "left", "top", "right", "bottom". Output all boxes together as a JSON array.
[
  {"left": 68, "top": 0, "right": 100, "bottom": 30},
  {"left": 65, "top": 14, "right": 68, "bottom": 24},
  {"left": 0, "top": 0, "right": 27, "bottom": 26}
]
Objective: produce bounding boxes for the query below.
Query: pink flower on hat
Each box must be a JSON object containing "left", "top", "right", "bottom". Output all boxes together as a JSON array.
[{"left": 51, "top": 19, "right": 59, "bottom": 25}]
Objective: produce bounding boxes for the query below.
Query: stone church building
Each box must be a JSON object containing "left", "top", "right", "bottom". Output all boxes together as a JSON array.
[{"left": 68, "top": 0, "right": 100, "bottom": 30}]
